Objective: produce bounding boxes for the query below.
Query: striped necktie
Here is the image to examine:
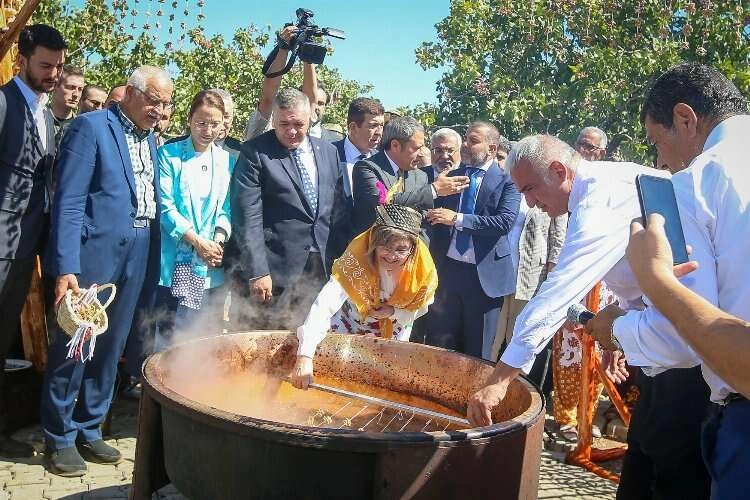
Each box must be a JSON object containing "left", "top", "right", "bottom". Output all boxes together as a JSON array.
[{"left": 290, "top": 148, "right": 317, "bottom": 214}]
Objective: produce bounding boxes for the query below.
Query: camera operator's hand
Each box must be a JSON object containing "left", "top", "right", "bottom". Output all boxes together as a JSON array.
[{"left": 277, "top": 25, "right": 298, "bottom": 50}]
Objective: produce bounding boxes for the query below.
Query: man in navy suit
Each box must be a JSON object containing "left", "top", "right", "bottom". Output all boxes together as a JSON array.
[
  {"left": 41, "top": 66, "right": 173, "bottom": 476},
  {"left": 425, "top": 122, "right": 520, "bottom": 359},
  {"left": 231, "top": 88, "right": 346, "bottom": 330},
  {"left": 0, "top": 24, "right": 65, "bottom": 458}
]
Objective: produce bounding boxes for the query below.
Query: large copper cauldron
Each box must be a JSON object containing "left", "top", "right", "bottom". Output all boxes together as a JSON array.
[{"left": 132, "top": 332, "right": 545, "bottom": 499}]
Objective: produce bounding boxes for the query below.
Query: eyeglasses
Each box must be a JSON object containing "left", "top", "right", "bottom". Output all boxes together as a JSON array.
[
  {"left": 432, "top": 146, "right": 457, "bottom": 156},
  {"left": 575, "top": 141, "right": 603, "bottom": 152},
  {"left": 378, "top": 245, "right": 413, "bottom": 259},
  {"left": 194, "top": 120, "right": 223, "bottom": 131},
  {"left": 133, "top": 87, "right": 174, "bottom": 111}
]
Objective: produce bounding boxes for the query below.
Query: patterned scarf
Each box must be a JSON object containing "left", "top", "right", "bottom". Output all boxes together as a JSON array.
[{"left": 331, "top": 227, "right": 438, "bottom": 339}]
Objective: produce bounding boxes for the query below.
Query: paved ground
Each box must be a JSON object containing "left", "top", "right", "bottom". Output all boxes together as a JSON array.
[{"left": 0, "top": 397, "right": 619, "bottom": 499}]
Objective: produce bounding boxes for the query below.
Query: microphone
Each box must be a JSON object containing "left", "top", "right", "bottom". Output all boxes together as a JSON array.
[{"left": 567, "top": 303, "right": 595, "bottom": 325}]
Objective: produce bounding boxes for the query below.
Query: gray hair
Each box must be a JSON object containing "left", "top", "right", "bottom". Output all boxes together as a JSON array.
[
  {"left": 273, "top": 88, "right": 310, "bottom": 115},
  {"left": 506, "top": 134, "right": 577, "bottom": 179},
  {"left": 380, "top": 117, "right": 424, "bottom": 151},
  {"left": 430, "top": 127, "right": 462, "bottom": 148},
  {"left": 497, "top": 135, "right": 512, "bottom": 154},
  {"left": 127, "top": 65, "right": 171, "bottom": 91},
  {"left": 208, "top": 88, "right": 234, "bottom": 110},
  {"left": 578, "top": 126, "right": 608, "bottom": 149}
]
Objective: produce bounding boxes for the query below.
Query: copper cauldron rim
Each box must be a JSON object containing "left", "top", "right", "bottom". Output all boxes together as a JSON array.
[{"left": 142, "top": 331, "right": 544, "bottom": 447}]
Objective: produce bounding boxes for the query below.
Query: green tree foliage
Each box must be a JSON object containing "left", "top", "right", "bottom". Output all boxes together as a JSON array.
[
  {"left": 417, "top": 0, "right": 749, "bottom": 160},
  {"left": 34, "top": 0, "right": 372, "bottom": 138}
]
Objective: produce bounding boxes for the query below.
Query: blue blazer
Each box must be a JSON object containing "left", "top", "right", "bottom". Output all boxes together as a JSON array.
[
  {"left": 430, "top": 162, "right": 520, "bottom": 298},
  {"left": 45, "top": 106, "right": 161, "bottom": 288},
  {"left": 158, "top": 138, "right": 234, "bottom": 288}
]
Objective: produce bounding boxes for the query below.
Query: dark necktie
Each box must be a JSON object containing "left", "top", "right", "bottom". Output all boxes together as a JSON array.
[
  {"left": 455, "top": 167, "right": 484, "bottom": 255},
  {"left": 290, "top": 148, "right": 317, "bottom": 214}
]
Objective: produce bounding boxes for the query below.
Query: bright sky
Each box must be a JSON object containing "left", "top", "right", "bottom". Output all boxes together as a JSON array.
[
  {"left": 198, "top": 1, "right": 449, "bottom": 109},
  {"left": 74, "top": 0, "right": 450, "bottom": 110}
]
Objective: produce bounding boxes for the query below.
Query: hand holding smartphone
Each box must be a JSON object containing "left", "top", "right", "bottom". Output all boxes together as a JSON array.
[{"left": 635, "top": 174, "right": 690, "bottom": 265}]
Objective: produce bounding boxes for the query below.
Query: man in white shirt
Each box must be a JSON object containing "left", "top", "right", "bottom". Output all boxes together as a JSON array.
[
  {"left": 586, "top": 62, "right": 750, "bottom": 499},
  {"left": 467, "top": 134, "right": 713, "bottom": 498}
]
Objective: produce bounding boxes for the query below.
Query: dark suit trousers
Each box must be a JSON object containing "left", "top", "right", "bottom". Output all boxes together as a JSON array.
[
  {"left": 617, "top": 366, "right": 712, "bottom": 500},
  {"left": 41, "top": 226, "right": 151, "bottom": 451},
  {"left": 0, "top": 256, "right": 36, "bottom": 431},
  {"left": 233, "top": 252, "right": 327, "bottom": 331},
  {"left": 701, "top": 399, "right": 750, "bottom": 500},
  {"left": 425, "top": 258, "right": 503, "bottom": 360}
]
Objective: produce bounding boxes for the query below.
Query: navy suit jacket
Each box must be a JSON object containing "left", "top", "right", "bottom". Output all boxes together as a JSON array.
[
  {"left": 332, "top": 138, "right": 346, "bottom": 163},
  {"left": 45, "top": 106, "right": 161, "bottom": 288},
  {"left": 0, "top": 79, "right": 56, "bottom": 259},
  {"left": 351, "top": 150, "right": 433, "bottom": 237},
  {"left": 430, "top": 162, "right": 520, "bottom": 298},
  {"left": 230, "top": 130, "right": 346, "bottom": 289},
  {"left": 420, "top": 165, "right": 438, "bottom": 184}
]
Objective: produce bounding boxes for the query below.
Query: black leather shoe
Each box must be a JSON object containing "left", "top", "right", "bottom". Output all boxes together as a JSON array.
[
  {"left": 77, "top": 439, "right": 122, "bottom": 464},
  {"left": 0, "top": 435, "right": 35, "bottom": 458},
  {"left": 48, "top": 446, "right": 87, "bottom": 477}
]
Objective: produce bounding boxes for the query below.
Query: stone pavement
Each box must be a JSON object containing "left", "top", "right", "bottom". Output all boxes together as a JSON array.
[{"left": 0, "top": 398, "right": 618, "bottom": 499}]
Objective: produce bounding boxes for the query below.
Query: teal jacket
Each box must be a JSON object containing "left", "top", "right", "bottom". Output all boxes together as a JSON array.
[{"left": 158, "top": 137, "right": 235, "bottom": 289}]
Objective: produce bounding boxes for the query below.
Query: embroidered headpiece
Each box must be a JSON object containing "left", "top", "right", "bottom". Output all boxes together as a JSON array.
[{"left": 375, "top": 204, "right": 423, "bottom": 236}]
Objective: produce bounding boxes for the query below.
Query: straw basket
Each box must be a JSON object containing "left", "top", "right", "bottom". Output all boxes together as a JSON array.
[{"left": 56, "top": 284, "right": 117, "bottom": 337}]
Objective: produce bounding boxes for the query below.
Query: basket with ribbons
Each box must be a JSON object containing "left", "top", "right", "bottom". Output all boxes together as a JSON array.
[{"left": 56, "top": 284, "right": 116, "bottom": 362}]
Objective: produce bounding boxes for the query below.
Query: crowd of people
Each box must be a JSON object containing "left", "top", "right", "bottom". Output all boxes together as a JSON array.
[{"left": 0, "top": 21, "right": 748, "bottom": 500}]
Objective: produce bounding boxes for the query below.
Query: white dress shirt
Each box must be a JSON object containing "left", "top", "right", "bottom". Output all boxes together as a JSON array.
[
  {"left": 383, "top": 151, "right": 399, "bottom": 176},
  {"left": 308, "top": 121, "right": 322, "bottom": 139},
  {"left": 500, "top": 159, "right": 683, "bottom": 374},
  {"left": 342, "top": 137, "right": 373, "bottom": 197},
  {"left": 296, "top": 271, "right": 432, "bottom": 358},
  {"left": 446, "top": 158, "right": 494, "bottom": 264},
  {"left": 13, "top": 76, "right": 49, "bottom": 151},
  {"left": 614, "top": 114, "right": 750, "bottom": 402}
]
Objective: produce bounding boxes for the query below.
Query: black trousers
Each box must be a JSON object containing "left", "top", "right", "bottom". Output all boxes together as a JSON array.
[
  {"left": 425, "top": 259, "right": 503, "bottom": 360},
  {"left": 0, "top": 256, "right": 36, "bottom": 432},
  {"left": 617, "top": 366, "right": 713, "bottom": 500},
  {"left": 232, "top": 253, "right": 327, "bottom": 331}
]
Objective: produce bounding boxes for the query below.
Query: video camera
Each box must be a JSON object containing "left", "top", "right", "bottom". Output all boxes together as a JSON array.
[
  {"left": 262, "top": 8, "right": 346, "bottom": 78},
  {"left": 292, "top": 8, "right": 346, "bottom": 65}
]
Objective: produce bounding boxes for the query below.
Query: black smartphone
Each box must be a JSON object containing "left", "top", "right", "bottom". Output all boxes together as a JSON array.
[{"left": 635, "top": 174, "right": 690, "bottom": 265}]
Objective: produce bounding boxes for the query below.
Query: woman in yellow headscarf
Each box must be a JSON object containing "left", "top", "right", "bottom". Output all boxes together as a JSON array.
[{"left": 291, "top": 203, "right": 438, "bottom": 389}]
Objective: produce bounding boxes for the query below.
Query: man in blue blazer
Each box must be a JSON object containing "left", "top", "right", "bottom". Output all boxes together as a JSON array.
[
  {"left": 425, "top": 122, "right": 520, "bottom": 360},
  {"left": 231, "top": 88, "right": 346, "bottom": 330},
  {"left": 41, "top": 66, "right": 173, "bottom": 477}
]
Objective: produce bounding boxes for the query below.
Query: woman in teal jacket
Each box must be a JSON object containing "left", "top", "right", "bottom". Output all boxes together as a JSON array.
[{"left": 156, "top": 90, "right": 235, "bottom": 346}]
